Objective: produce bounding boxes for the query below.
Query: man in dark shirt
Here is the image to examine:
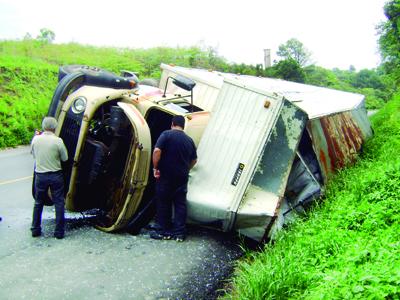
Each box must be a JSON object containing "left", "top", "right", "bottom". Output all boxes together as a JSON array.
[{"left": 151, "top": 115, "right": 197, "bottom": 241}]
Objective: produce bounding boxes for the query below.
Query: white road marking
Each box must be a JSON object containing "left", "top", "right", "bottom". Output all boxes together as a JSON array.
[{"left": 0, "top": 176, "right": 33, "bottom": 186}]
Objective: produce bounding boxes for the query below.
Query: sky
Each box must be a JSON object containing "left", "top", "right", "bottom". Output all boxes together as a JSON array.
[{"left": 0, "top": 0, "right": 388, "bottom": 70}]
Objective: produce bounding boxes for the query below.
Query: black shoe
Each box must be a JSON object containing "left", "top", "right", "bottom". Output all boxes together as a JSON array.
[
  {"left": 31, "top": 231, "right": 41, "bottom": 237},
  {"left": 150, "top": 231, "right": 171, "bottom": 240},
  {"left": 174, "top": 234, "right": 186, "bottom": 242},
  {"left": 54, "top": 233, "right": 64, "bottom": 239},
  {"left": 145, "top": 222, "right": 162, "bottom": 231}
]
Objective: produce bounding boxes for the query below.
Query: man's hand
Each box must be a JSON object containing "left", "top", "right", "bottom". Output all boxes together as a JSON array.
[
  {"left": 153, "top": 168, "right": 160, "bottom": 179},
  {"left": 189, "top": 159, "right": 197, "bottom": 170},
  {"left": 152, "top": 147, "right": 162, "bottom": 179}
]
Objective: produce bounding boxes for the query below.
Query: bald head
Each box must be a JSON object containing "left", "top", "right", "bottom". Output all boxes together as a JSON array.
[{"left": 42, "top": 117, "right": 58, "bottom": 132}]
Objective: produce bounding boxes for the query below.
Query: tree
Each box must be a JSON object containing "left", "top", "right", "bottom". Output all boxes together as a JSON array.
[
  {"left": 351, "top": 69, "right": 385, "bottom": 90},
  {"left": 36, "top": 28, "right": 55, "bottom": 43},
  {"left": 378, "top": 0, "right": 400, "bottom": 81},
  {"left": 23, "top": 32, "right": 32, "bottom": 40},
  {"left": 271, "top": 58, "right": 305, "bottom": 83},
  {"left": 276, "top": 38, "right": 312, "bottom": 67},
  {"left": 304, "top": 65, "right": 340, "bottom": 88}
]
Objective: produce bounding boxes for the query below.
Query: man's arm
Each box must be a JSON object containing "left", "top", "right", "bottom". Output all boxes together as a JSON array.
[
  {"left": 152, "top": 147, "right": 162, "bottom": 178},
  {"left": 189, "top": 142, "right": 198, "bottom": 170},
  {"left": 30, "top": 140, "right": 35, "bottom": 158},
  {"left": 152, "top": 147, "right": 162, "bottom": 169},
  {"left": 59, "top": 141, "right": 68, "bottom": 162}
]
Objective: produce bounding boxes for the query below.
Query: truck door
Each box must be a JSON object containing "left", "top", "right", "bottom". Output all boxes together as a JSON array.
[{"left": 96, "top": 102, "right": 152, "bottom": 232}]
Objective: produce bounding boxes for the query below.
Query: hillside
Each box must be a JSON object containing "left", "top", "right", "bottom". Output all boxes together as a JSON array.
[
  {"left": 0, "top": 56, "right": 57, "bottom": 147},
  {"left": 0, "top": 40, "right": 218, "bottom": 78},
  {"left": 0, "top": 41, "right": 391, "bottom": 148},
  {"left": 0, "top": 40, "right": 391, "bottom": 148},
  {"left": 0, "top": 41, "right": 215, "bottom": 147}
]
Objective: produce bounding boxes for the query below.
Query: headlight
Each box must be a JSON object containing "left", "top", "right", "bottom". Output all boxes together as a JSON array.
[{"left": 71, "top": 97, "right": 87, "bottom": 114}]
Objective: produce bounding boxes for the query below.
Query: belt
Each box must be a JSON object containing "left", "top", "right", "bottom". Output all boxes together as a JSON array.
[{"left": 35, "top": 170, "right": 63, "bottom": 174}]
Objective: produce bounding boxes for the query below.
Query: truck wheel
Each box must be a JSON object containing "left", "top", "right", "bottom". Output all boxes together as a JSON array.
[
  {"left": 48, "top": 72, "right": 85, "bottom": 117},
  {"left": 58, "top": 65, "right": 117, "bottom": 82}
]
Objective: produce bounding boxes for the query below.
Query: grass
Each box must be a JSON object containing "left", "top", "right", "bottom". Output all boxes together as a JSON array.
[
  {"left": 0, "top": 40, "right": 219, "bottom": 78},
  {"left": 0, "top": 56, "right": 58, "bottom": 147},
  {"left": 223, "top": 94, "right": 400, "bottom": 299}
]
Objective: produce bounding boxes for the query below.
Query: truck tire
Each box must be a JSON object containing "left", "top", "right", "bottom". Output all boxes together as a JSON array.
[
  {"left": 58, "top": 65, "right": 116, "bottom": 82},
  {"left": 48, "top": 72, "right": 86, "bottom": 117}
]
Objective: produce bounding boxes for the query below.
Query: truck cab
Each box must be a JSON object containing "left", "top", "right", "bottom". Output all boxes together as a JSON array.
[{"left": 50, "top": 65, "right": 209, "bottom": 232}]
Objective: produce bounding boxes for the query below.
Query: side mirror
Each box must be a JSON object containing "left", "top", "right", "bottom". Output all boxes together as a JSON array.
[
  {"left": 163, "top": 76, "right": 196, "bottom": 97},
  {"left": 162, "top": 75, "right": 196, "bottom": 113},
  {"left": 172, "top": 75, "right": 196, "bottom": 91}
]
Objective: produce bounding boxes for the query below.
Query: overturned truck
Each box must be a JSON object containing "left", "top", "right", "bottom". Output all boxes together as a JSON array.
[{"left": 48, "top": 64, "right": 372, "bottom": 242}]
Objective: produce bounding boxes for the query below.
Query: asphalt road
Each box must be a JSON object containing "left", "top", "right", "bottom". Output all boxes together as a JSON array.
[{"left": 0, "top": 146, "right": 243, "bottom": 300}]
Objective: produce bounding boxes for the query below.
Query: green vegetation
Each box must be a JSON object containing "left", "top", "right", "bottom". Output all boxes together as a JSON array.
[
  {"left": 0, "top": 32, "right": 391, "bottom": 148},
  {"left": 378, "top": 0, "right": 400, "bottom": 84},
  {"left": 223, "top": 93, "right": 400, "bottom": 299},
  {"left": 0, "top": 40, "right": 228, "bottom": 148},
  {"left": 276, "top": 38, "right": 312, "bottom": 67},
  {"left": 0, "top": 56, "right": 57, "bottom": 147},
  {"left": 0, "top": 34, "right": 392, "bottom": 147},
  {"left": 0, "top": 39, "right": 226, "bottom": 78}
]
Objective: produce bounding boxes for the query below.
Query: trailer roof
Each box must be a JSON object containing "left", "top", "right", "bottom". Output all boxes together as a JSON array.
[
  {"left": 225, "top": 75, "right": 365, "bottom": 119},
  {"left": 161, "top": 64, "right": 365, "bottom": 119},
  {"left": 161, "top": 63, "right": 224, "bottom": 89}
]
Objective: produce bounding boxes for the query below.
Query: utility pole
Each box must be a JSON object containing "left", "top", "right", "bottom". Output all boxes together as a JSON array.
[{"left": 264, "top": 49, "right": 271, "bottom": 69}]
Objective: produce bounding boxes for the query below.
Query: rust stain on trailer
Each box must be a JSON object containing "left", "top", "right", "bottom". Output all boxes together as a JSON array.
[
  {"left": 314, "top": 112, "right": 364, "bottom": 176},
  {"left": 319, "top": 149, "right": 329, "bottom": 175}
]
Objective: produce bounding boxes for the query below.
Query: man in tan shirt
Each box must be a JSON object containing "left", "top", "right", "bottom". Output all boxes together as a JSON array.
[{"left": 31, "top": 117, "right": 68, "bottom": 239}]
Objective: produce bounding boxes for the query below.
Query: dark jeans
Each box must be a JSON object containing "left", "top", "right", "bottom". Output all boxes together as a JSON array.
[
  {"left": 155, "top": 175, "right": 188, "bottom": 236},
  {"left": 31, "top": 171, "right": 65, "bottom": 236}
]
